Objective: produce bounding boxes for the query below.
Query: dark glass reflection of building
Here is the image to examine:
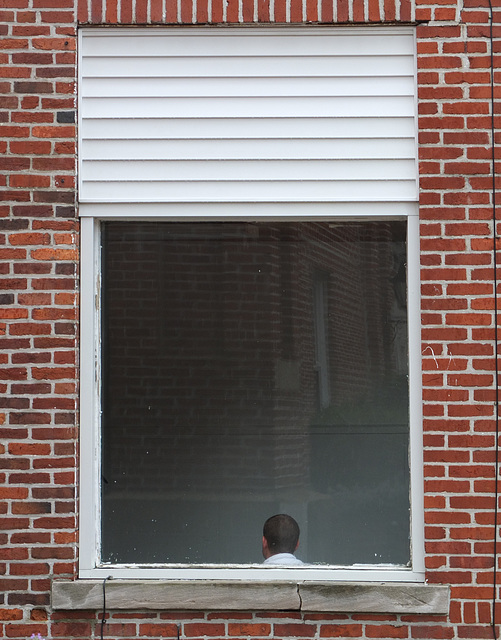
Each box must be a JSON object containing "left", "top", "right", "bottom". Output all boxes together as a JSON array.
[{"left": 101, "top": 221, "right": 410, "bottom": 566}]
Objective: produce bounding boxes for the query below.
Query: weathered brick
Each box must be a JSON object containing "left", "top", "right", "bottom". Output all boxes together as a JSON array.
[{"left": 1, "top": 4, "right": 500, "bottom": 640}]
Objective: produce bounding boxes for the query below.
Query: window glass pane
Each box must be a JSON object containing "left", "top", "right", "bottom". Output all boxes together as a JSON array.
[{"left": 101, "top": 220, "right": 409, "bottom": 566}]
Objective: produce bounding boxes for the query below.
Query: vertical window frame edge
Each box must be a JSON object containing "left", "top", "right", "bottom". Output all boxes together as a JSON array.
[
  {"left": 407, "top": 213, "right": 425, "bottom": 578},
  {"left": 79, "top": 217, "right": 102, "bottom": 573}
]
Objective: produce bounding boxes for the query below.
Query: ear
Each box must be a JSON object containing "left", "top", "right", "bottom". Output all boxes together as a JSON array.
[
  {"left": 295, "top": 540, "right": 299, "bottom": 551},
  {"left": 262, "top": 536, "right": 270, "bottom": 558}
]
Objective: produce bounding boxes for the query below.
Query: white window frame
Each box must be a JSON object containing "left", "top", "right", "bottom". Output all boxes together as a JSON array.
[{"left": 79, "top": 206, "right": 424, "bottom": 582}]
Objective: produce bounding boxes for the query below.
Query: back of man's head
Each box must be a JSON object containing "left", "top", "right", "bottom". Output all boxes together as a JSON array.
[{"left": 263, "top": 514, "right": 300, "bottom": 555}]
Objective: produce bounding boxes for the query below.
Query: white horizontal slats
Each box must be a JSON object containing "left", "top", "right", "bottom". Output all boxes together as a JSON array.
[
  {"left": 82, "top": 30, "right": 414, "bottom": 57},
  {"left": 83, "top": 159, "right": 416, "bottom": 182},
  {"left": 83, "top": 75, "right": 415, "bottom": 97},
  {"left": 79, "top": 27, "right": 417, "bottom": 204},
  {"left": 83, "top": 57, "right": 415, "bottom": 79},
  {"left": 82, "top": 117, "right": 416, "bottom": 140},
  {"left": 81, "top": 138, "right": 415, "bottom": 160},
  {"left": 85, "top": 180, "right": 417, "bottom": 202},
  {"left": 79, "top": 201, "right": 419, "bottom": 217},
  {"left": 82, "top": 96, "right": 414, "bottom": 120}
]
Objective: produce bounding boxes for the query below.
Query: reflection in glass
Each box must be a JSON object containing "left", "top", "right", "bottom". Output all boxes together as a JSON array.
[{"left": 101, "top": 221, "right": 410, "bottom": 566}]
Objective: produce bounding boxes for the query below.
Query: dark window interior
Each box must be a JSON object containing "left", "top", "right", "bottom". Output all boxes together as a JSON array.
[{"left": 101, "top": 220, "right": 410, "bottom": 566}]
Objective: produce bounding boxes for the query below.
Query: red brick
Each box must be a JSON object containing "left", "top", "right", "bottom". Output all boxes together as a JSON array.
[
  {"left": 450, "top": 556, "right": 493, "bottom": 570},
  {"left": 456, "top": 626, "right": 493, "bottom": 639},
  {"left": 273, "top": 624, "right": 317, "bottom": 637},
  {"left": 0, "top": 548, "right": 29, "bottom": 561},
  {"left": 12, "top": 502, "right": 51, "bottom": 515},
  {"left": 411, "top": 626, "right": 454, "bottom": 639},
  {"left": 446, "top": 313, "right": 492, "bottom": 326},
  {"left": 33, "top": 515, "right": 75, "bottom": 529},
  {"left": 9, "top": 233, "right": 50, "bottom": 245},
  {"left": 9, "top": 323, "right": 51, "bottom": 336},
  {"left": 51, "top": 622, "right": 92, "bottom": 637},
  {"left": 4, "top": 623, "right": 48, "bottom": 638},
  {"left": 146, "top": 623, "right": 195, "bottom": 636},
  {"left": 0, "top": 577, "right": 30, "bottom": 592},
  {"left": 320, "top": 624, "right": 363, "bottom": 637},
  {"left": 365, "top": 625, "right": 408, "bottom": 638},
  {"left": 9, "top": 563, "right": 49, "bottom": 576},
  {"left": 449, "top": 464, "right": 495, "bottom": 478},
  {"left": 229, "top": 624, "right": 271, "bottom": 636},
  {"left": 8, "top": 442, "right": 51, "bottom": 455},
  {"left": 0, "top": 487, "right": 28, "bottom": 499},
  {"left": 10, "top": 414, "right": 52, "bottom": 430},
  {"left": 31, "top": 367, "right": 75, "bottom": 379},
  {"left": 31, "top": 247, "right": 78, "bottom": 260},
  {"left": 0, "top": 609, "right": 23, "bottom": 621}
]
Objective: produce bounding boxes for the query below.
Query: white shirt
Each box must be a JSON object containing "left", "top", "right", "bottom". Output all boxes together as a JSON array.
[{"left": 263, "top": 552, "right": 304, "bottom": 566}]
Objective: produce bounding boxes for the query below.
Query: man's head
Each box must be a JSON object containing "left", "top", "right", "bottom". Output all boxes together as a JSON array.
[{"left": 262, "top": 514, "right": 300, "bottom": 558}]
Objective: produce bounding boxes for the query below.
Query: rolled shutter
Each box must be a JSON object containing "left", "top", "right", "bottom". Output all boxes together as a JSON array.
[{"left": 79, "top": 27, "right": 417, "bottom": 204}]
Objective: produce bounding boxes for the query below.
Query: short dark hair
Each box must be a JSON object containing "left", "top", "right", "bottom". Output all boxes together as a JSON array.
[{"left": 263, "top": 514, "right": 300, "bottom": 554}]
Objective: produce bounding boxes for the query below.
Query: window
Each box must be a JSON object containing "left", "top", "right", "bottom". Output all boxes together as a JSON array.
[
  {"left": 78, "top": 26, "right": 423, "bottom": 581},
  {"left": 80, "top": 213, "right": 423, "bottom": 580},
  {"left": 101, "top": 218, "right": 410, "bottom": 566}
]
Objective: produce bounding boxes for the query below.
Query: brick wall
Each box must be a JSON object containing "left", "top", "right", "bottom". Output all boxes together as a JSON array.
[
  {"left": 0, "top": 0, "right": 80, "bottom": 633},
  {"left": 2, "top": 0, "right": 501, "bottom": 637},
  {"left": 417, "top": 1, "right": 501, "bottom": 635}
]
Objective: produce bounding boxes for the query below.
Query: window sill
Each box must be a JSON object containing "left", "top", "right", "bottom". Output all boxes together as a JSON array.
[{"left": 52, "top": 580, "right": 449, "bottom": 614}]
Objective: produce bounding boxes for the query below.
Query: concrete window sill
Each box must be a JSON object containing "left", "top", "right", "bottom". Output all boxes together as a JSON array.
[{"left": 52, "top": 580, "right": 449, "bottom": 614}]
